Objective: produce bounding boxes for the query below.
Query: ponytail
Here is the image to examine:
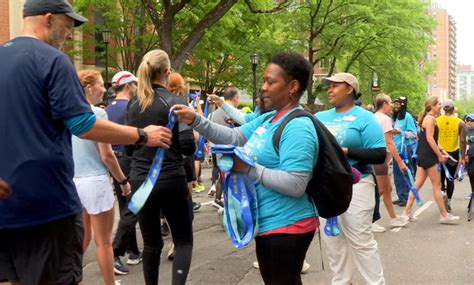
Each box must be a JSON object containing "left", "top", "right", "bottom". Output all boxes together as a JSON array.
[
  {"left": 418, "top": 96, "right": 439, "bottom": 125},
  {"left": 136, "top": 50, "right": 171, "bottom": 112}
]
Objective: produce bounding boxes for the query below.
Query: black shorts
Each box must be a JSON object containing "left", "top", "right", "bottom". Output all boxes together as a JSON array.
[
  {"left": 183, "top": 155, "right": 196, "bottom": 183},
  {"left": 0, "top": 214, "right": 84, "bottom": 284}
]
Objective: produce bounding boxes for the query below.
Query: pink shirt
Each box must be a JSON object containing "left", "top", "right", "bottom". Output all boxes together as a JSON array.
[{"left": 375, "top": 111, "right": 392, "bottom": 153}]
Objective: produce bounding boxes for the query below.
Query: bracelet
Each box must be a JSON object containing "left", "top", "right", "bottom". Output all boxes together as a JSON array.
[{"left": 118, "top": 177, "right": 129, "bottom": 185}]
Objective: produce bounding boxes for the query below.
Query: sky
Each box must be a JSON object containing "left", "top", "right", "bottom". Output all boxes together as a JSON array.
[{"left": 434, "top": 0, "right": 474, "bottom": 66}]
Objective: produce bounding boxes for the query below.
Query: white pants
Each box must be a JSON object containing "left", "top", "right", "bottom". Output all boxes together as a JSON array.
[{"left": 323, "top": 176, "right": 385, "bottom": 285}]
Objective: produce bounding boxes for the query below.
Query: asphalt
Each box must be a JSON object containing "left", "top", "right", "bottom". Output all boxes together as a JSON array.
[{"left": 79, "top": 165, "right": 474, "bottom": 284}]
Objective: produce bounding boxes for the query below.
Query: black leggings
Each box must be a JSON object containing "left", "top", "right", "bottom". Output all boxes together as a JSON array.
[
  {"left": 255, "top": 231, "right": 315, "bottom": 285},
  {"left": 131, "top": 178, "right": 193, "bottom": 285},
  {"left": 441, "top": 150, "right": 459, "bottom": 199},
  {"left": 467, "top": 159, "right": 474, "bottom": 194}
]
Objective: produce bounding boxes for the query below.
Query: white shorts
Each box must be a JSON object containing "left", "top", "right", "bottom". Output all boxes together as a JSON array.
[{"left": 74, "top": 174, "right": 114, "bottom": 215}]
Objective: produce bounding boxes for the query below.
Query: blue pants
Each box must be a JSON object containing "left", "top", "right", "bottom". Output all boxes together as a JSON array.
[{"left": 393, "top": 144, "right": 416, "bottom": 202}]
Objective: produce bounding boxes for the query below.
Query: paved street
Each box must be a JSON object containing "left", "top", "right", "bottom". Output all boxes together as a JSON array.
[{"left": 82, "top": 165, "right": 474, "bottom": 284}]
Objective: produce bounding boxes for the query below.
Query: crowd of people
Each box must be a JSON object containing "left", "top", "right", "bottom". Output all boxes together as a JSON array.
[{"left": 2, "top": 1, "right": 474, "bottom": 285}]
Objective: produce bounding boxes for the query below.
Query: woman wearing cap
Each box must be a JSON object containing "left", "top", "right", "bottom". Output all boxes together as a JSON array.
[
  {"left": 315, "top": 72, "right": 386, "bottom": 284},
  {"left": 126, "top": 50, "right": 196, "bottom": 285},
  {"left": 391, "top": 96, "right": 418, "bottom": 206},
  {"left": 174, "top": 52, "right": 318, "bottom": 285},
  {"left": 402, "top": 96, "right": 460, "bottom": 224},
  {"left": 73, "top": 70, "right": 131, "bottom": 285}
]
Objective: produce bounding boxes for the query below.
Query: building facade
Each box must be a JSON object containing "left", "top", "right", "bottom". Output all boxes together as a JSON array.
[
  {"left": 457, "top": 65, "right": 474, "bottom": 100},
  {"left": 426, "top": 2, "right": 457, "bottom": 101}
]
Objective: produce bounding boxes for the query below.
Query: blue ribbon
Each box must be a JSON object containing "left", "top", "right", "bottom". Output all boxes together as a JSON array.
[
  {"left": 185, "top": 92, "right": 201, "bottom": 108},
  {"left": 194, "top": 98, "right": 209, "bottom": 160},
  {"left": 456, "top": 164, "right": 465, "bottom": 181},
  {"left": 212, "top": 144, "right": 258, "bottom": 248},
  {"left": 439, "top": 163, "right": 454, "bottom": 181},
  {"left": 128, "top": 110, "right": 177, "bottom": 214},
  {"left": 403, "top": 168, "right": 424, "bottom": 206}
]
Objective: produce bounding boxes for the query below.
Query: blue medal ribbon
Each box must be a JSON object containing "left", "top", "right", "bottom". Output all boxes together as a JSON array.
[
  {"left": 402, "top": 167, "right": 424, "bottom": 206},
  {"left": 456, "top": 164, "right": 465, "bottom": 181},
  {"left": 439, "top": 163, "right": 454, "bottom": 181},
  {"left": 194, "top": 98, "right": 209, "bottom": 160},
  {"left": 128, "top": 109, "right": 177, "bottom": 214},
  {"left": 212, "top": 144, "right": 258, "bottom": 248},
  {"left": 185, "top": 92, "right": 200, "bottom": 108}
]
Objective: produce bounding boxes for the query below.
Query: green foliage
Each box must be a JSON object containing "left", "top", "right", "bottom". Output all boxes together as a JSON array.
[{"left": 455, "top": 99, "right": 474, "bottom": 119}]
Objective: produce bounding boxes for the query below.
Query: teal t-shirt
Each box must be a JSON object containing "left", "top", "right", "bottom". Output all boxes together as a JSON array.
[
  {"left": 315, "top": 106, "right": 386, "bottom": 167},
  {"left": 393, "top": 113, "right": 417, "bottom": 153},
  {"left": 239, "top": 107, "right": 318, "bottom": 233}
]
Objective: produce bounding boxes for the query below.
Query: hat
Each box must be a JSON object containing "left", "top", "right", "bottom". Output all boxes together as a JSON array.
[
  {"left": 443, "top": 99, "right": 455, "bottom": 110},
  {"left": 23, "top": 0, "right": 88, "bottom": 27},
  {"left": 112, "top": 71, "right": 138, "bottom": 86},
  {"left": 394, "top": 96, "right": 408, "bottom": 106},
  {"left": 322, "top": 73, "right": 359, "bottom": 93}
]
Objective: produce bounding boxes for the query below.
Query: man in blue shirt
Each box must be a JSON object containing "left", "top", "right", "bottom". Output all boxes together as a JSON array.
[{"left": 0, "top": 1, "right": 171, "bottom": 284}]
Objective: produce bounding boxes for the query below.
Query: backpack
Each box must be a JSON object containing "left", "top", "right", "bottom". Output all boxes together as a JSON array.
[{"left": 272, "top": 109, "right": 353, "bottom": 218}]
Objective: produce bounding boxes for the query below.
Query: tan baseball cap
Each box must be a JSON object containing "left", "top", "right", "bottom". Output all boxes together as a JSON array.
[{"left": 322, "top": 73, "right": 359, "bottom": 93}]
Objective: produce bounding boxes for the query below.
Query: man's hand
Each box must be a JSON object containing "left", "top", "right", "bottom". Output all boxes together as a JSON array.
[
  {"left": 173, "top": 104, "right": 198, "bottom": 125},
  {"left": 120, "top": 182, "right": 132, "bottom": 196},
  {"left": 208, "top": 94, "right": 224, "bottom": 107},
  {"left": 0, "top": 178, "right": 12, "bottom": 200},
  {"left": 144, "top": 126, "right": 172, "bottom": 148}
]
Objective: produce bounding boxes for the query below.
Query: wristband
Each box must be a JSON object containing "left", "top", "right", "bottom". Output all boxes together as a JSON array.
[
  {"left": 135, "top": 128, "right": 148, "bottom": 146},
  {"left": 118, "top": 177, "right": 129, "bottom": 185}
]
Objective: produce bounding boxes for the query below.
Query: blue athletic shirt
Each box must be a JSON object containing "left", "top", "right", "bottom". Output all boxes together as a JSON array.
[
  {"left": 0, "top": 37, "right": 92, "bottom": 229},
  {"left": 315, "top": 106, "right": 386, "bottom": 168},
  {"left": 105, "top": 99, "right": 129, "bottom": 152},
  {"left": 239, "top": 106, "right": 318, "bottom": 233},
  {"left": 393, "top": 113, "right": 417, "bottom": 153}
]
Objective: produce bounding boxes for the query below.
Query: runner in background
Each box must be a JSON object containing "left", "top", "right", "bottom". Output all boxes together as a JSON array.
[
  {"left": 436, "top": 99, "right": 466, "bottom": 211},
  {"left": 391, "top": 97, "right": 418, "bottom": 207},
  {"left": 73, "top": 70, "right": 131, "bottom": 285},
  {"left": 106, "top": 71, "right": 142, "bottom": 275},
  {"left": 372, "top": 94, "right": 409, "bottom": 231},
  {"left": 402, "top": 96, "right": 459, "bottom": 224}
]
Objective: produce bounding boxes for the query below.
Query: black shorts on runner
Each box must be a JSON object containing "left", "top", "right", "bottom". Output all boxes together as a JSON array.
[
  {"left": 0, "top": 213, "right": 84, "bottom": 285},
  {"left": 183, "top": 155, "right": 196, "bottom": 183}
]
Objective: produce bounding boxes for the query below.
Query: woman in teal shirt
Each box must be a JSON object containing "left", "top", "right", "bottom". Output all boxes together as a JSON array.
[{"left": 174, "top": 52, "right": 318, "bottom": 285}]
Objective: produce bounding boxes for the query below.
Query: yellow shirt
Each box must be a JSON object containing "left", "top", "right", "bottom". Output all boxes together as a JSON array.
[{"left": 436, "top": 115, "right": 462, "bottom": 152}]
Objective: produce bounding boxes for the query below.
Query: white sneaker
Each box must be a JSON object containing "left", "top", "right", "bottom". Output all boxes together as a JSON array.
[
  {"left": 207, "top": 184, "right": 216, "bottom": 197},
  {"left": 301, "top": 260, "right": 311, "bottom": 273},
  {"left": 371, "top": 223, "right": 386, "bottom": 233},
  {"left": 390, "top": 216, "right": 409, "bottom": 228},
  {"left": 401, "top": 212, "right": 417, "bottom": 222},
  {"left": 439, "top": 213, "right": 460, "bottom": 224},
  {"left": 252, "top": 260, "right": 310, "bottom": 273}
]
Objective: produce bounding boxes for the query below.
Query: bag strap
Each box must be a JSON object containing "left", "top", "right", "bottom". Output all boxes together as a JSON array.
[{"left": 272, "top": 109, "right": 324, "bottom": 155}]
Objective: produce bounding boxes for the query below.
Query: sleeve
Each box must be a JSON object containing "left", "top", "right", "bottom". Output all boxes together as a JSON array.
[
  {"left": 239, "top": 114, "right": 271, "bottom": 140},
  {"left": 64, "top": 113, "right": 97, "bottom": 136},
  {"left": 361, "top": 113, "right": 386, "bottom": 149},
  {"left": 381, "top": 116, "right": 393, "bottom": 133},
  {"left": 221, "top": 103, "right": 247, "bottom": 125},
  {"left": 406, "top": 114, "right": 417, "bottom": 133},
  {"left": 45, "top": 54, "right": 92, "bottom": 120},
  {"left": 278, "top": 117, "right": 318, "bottom": 172}
]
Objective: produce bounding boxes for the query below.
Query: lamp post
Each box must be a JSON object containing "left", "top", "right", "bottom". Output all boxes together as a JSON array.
[
  {"left": 250, "top": 53, "right": 259, "bottom": 109},
  {"left": 101, "top": 29, "right": 112, "bottom": 86}
]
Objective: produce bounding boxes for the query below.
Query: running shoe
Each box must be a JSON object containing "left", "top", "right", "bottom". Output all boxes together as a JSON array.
[
  {"left": 401, "top": 212, "right": 417, "bottom": 222},
  {"left": 371, "top": 223, "right": 386, "bottom": 233},
  {"left": 114, "top": 257, "right": 129, "bottom": 275},
  {"left": 212, "top": 198, "right": 224, "bottom": 209},
  {"left": 208, "top": 184, "right": 216, "bottom": 197},
  {"left": 193, "top": 201, "right": 201, "bottom": 212},
  {"left": 193, "top": 184, "right": 205, "bottom": 193},
  {"left": 127, "top": 252, "right": 142, "bottom": 265},
  {"left": 390, "top": 216, "right": 409, "bottom": 228},
  {"left": 439, "top": 213, "right": 460, "bottom": 224}
]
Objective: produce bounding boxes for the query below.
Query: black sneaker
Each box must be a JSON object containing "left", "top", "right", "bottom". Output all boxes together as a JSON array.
[
  {"left": 212, "top": 198, "right": 224, "bottom": 209},
  {"left": 193, "top": 201, "right": 201, "bottom": 212},
  {"left": 127, "top": 252, "right": 142, "bottom": 265},
  {"left": 114, "top": 257, "right": 129, "bottom": 275}
]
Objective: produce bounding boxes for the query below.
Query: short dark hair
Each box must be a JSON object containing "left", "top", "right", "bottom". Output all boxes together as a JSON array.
[
  {"left": 223, "top": 87, "right": 239, "bottom": 101},
  {"left": 270, "top": 52, "right": 313, "bottom": 95}
]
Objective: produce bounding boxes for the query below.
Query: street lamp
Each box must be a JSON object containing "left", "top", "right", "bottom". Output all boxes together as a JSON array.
[
  {"left": 250, "top": 53, "right": 259, "bottom": 109},
  {"left": 101, "top": 29, "right": 112, "bottom": 86}
]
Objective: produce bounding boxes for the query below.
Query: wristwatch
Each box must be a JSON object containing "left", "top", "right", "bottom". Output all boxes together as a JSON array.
[{"left": 135, "top": 128, "right": 148, "bottom": 146}]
